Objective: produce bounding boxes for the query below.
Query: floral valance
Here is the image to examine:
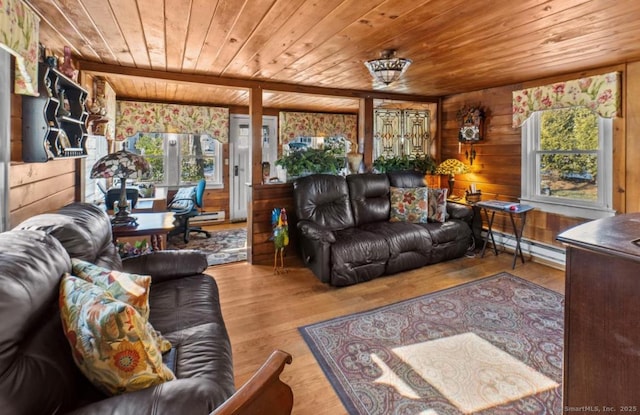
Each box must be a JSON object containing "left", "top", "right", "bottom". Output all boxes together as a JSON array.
[
  {"left": 116, "top": 101, "right": 229, "bottom": 143},
  {"left": 0, "top": 0, "right": 39, "bottom": 96},
  {"left": 512, "top": 72, "right": 620, "bottom": 128},
  {"left": 279, "top": 111, "right": 357, "bottom": 146}
]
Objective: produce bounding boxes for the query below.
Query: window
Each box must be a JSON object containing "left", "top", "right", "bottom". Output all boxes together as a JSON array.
[
  {"left": 521, "top": 107, "right": 614, "bottom": 219},
  {"left": 126, "top": 132, "right": 223, "bottom": 188},
  {"left": 373, "top": 109, "right": 431, "bottom": 160}
]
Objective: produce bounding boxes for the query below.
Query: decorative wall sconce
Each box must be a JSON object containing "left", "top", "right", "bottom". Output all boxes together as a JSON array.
[{"left": 457, "top": 105, "right": 485, "bottom": 166}]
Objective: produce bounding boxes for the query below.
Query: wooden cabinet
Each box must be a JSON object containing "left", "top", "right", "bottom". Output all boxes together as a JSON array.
[
  {"left": 557, "top": 213, "right": 640, "bottom": 409},
  {"left": 22, "top": 63, "right": 88, "bottom": 162}
]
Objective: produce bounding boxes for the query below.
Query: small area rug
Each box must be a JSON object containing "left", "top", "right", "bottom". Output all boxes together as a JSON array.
[
  {"left": 299, "top": 272, "right": 564, "bottom": 414},
  {"left": 167, "top": 228, "right": 247, "bottom": 266}
]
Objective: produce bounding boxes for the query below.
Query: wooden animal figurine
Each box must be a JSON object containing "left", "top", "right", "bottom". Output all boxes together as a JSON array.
[{"left": 271, "top": 207, "right": 289, "bottom": 273}]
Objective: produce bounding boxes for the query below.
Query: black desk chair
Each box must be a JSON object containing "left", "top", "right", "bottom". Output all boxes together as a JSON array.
[
  {"left": 168, "top": 179, "right": 211, "bottom": 243},
  {"left": 105, "top": 187, "right": 140, "bottom": 210}
]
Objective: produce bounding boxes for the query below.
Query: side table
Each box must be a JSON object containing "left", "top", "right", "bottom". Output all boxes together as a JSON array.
[
  {"left": 476, "top": 201, "right": 534, "bottom": 269},
  {"left": 112, "top": 212, "right": 176, "bottom": 250}
]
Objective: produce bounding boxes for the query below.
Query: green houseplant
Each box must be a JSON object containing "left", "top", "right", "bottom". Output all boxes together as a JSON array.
[
  {"left": 276, "top": 147, "right": 345, "bottom": 179},
  {"left": 372, "top": 154, "right": 436, "bottom": 174}
]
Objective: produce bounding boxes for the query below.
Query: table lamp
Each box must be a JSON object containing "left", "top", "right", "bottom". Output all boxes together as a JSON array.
[
  {"left": 90, "top": 149, "right": 151, "bottom": 226},
  {"left": 435, "top": 158, "right": 471, "bottom": 196}
]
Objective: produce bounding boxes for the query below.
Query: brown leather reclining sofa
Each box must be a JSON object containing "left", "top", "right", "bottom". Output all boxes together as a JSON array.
[
  {"left": 293, "top": 171, "right": 473, "bottom": 286},
  {"left": 0, "top": 203, "right": 292, "bottom": 415}
]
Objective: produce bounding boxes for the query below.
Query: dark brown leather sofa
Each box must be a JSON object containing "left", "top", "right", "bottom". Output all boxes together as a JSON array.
[
  {"left": 293, "top": 171, "right": 473, "bottom": 286},
  {"left": 0, "top": 203, "right": 292, "bottom": 415}
]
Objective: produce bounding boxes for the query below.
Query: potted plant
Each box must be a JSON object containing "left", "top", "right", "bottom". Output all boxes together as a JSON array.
[
  {"left": 276, "top": 147, "right": 345, "bottom": 180},
  {"left": 372, "top": 154, "right": 436, "bottom": 174}
]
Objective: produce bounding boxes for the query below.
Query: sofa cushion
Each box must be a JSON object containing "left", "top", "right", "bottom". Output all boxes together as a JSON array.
[
  {"left": 71, "top": 258, "right": 172, "bottom": 353},
  {"left": 294, "top": 174, "right": 354, "bottom": 230},
  {"left": 15, "top": 202, "right": 122, "bottom": 270},
  {"left": 418, "top": 220, "right": 473, "bottom": 263},
  {"left": 360, "top": 221, "right": 432, "bottom": 274},
  {"left": 389, "top": 186, "right": 429, "bottom": 223},
  {"left": 0, "top": 230, "right": 79, "bottom": 415},
  {"left": 59, "top": 275, "right": 175, "bottom": 395},
  {"left": 428, "top": 188, "right": 448, "bottom": 223},
  {"left": 147, "top": 275, "right": 235, "bottom": 398},
  {"left": 347, "top": 173, "right": 390, "bottom": 226},
  {"left": 387, "top": 170, "right": 426, "bottom": 188},
  {"left": 330, "top": 228, "right": 389, "bottom": 286}
]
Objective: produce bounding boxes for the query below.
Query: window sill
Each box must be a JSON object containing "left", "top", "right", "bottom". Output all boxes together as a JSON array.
[{"left": 520, "top": 197, "right": 616, "bottom": 220}]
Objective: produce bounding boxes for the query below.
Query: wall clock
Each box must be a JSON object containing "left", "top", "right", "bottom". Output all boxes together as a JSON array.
[
  {"left": 458, "top": 106, "right": 484, "bottom": 143},
  {"left": 457, "top": 105, "right": 485, "bottom": 165}
]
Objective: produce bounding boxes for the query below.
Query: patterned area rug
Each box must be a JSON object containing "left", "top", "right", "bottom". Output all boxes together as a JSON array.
[
  {"left": 299, "top": 273, "right": 564, "bottom": 414},
  {"left": 167, "top": 228, "right": 247, "bottom": 266}
]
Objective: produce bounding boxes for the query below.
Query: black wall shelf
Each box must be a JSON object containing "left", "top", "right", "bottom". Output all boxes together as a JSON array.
[{"left": 22, "top": 63, "right": 89, "bottom": 162}]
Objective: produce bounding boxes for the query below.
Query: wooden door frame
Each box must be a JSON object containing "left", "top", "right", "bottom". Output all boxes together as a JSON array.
[{"left": 0, "top": 51, "right": 10, "bottom": 232}]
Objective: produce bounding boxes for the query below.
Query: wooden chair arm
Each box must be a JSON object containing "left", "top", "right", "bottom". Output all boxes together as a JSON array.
[{"left": 210, "top": 350, "right": 293, "bottom": 415}]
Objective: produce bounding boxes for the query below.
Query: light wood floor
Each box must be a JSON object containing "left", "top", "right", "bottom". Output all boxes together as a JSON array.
[{"left": 202, "top": 225, "right": 565, "bottom": 415}]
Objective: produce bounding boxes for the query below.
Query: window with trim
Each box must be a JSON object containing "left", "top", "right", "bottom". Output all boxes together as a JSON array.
[
  {"left": 125, "top": 132, "right": 223, "bottom": 188},
  {"left": 521, "top": 107, "right": 614, "bottom": 219}
]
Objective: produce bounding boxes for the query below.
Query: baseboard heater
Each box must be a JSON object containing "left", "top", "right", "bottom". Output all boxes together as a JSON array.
[
  {"left": 481, "top": 229, "right": 566, "bottom": 269},
  {"left": 190, "top": 210, "right": 225, "bottom": 225}
]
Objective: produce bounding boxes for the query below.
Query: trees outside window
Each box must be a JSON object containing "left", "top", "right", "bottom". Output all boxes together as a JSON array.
[
  {"left": 126, "top": 132, "right": 222, "bottom": 188},
  {"left": 538, "top": 107, "right": 598, "bottom": 201},
  {"left": 521, "top": 107, "right": 614, "bottom": 219}
]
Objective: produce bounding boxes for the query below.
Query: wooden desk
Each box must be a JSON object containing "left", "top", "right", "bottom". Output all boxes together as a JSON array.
[
  {"left": 557, "top": 213, "right": 640, "bottom": 409},
  {"left": 476, "top": 201, "right": 534, "bottom": 269},
  {"left": 112, "top": 212, "right": 175, "bottom": 250}
]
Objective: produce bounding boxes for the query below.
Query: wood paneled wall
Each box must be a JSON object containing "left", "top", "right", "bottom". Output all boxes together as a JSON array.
[
  {"left": 440, "top": 64, "right": 635, "bottom": 249},
  {"left": 9, "top": 94, "right": 77, "bottom": 227},
  {"left": 251, "top": 183, "right": 297, "bottom": 266},
  {"left": 442, "top": 85, "right": 521, "bottom": 202},
  {"left": 9, "top": 60, "right": 640, "bottom": 257},
  {"left": 625, "top": 61, "right": 640, "bottom": 213}
]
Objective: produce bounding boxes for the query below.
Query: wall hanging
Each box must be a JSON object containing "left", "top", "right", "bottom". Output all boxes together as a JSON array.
[
  {"left": 457, "top": 105, "right": 484, "bottom": 165},
  {"left": 373, "top": 109, "right": 431, "bottom": 159}
]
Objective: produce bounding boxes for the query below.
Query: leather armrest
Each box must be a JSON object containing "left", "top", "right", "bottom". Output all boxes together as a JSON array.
[
  {"left": 447, "top": 203, "right": 473, "bottom": 222},
  {"left": 69, "top": 351, "right": 293, "bottom": 415},
  {"left": 122, "top": 250, "right": 208, "bottom": 283},
  {"left": 297, "top": 220, "right": 336, "bottom": 243},
  {"left": 67, "top": 378, "right": 231, "bottom": 415}
]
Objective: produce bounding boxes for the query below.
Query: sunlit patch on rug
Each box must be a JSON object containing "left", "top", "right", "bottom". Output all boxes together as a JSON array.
[
  {"left": 168, "top": 228, "right": 247, "bottom": 266},
  {"left": 299, "top": 273, "right": 563, "bottom": 414},
  {"left": 386, "top": 332, "right": 559, "bottom": 413}
]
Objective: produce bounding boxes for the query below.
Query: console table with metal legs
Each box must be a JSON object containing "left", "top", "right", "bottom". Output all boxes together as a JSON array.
[{"left": 477, "top": 202, "right": 534, "bottom": 269}]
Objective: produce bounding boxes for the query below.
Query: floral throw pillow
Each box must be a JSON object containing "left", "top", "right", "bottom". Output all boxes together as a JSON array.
[
  {"left": 428, "top": 188, "right": 448, "bottom": 223},
  {"left": 59, "top": 275, "right": 175, "bottom": 395},
  {"left": 71, "top": 258, "right": 151, "bottom": 319},
  {"left": 71, "top": 259, "right": 171, "bottom": 353},
  {"left": 389, "top": 186, "right": 429, "bottom": 223}
]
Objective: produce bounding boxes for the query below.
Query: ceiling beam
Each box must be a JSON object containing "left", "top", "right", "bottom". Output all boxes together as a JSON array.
[{"left": 78, "top": 61, "right": 439, "bottom": 103}]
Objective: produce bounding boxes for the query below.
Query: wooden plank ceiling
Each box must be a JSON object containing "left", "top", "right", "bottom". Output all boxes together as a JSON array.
[{"left": 27, "top": 0, "right": 640, "bottom": 112}]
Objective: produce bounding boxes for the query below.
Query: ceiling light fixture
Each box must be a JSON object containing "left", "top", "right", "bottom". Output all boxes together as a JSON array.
[{"left": 364, "top": 49, "right": 412, "bottom": 85}]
